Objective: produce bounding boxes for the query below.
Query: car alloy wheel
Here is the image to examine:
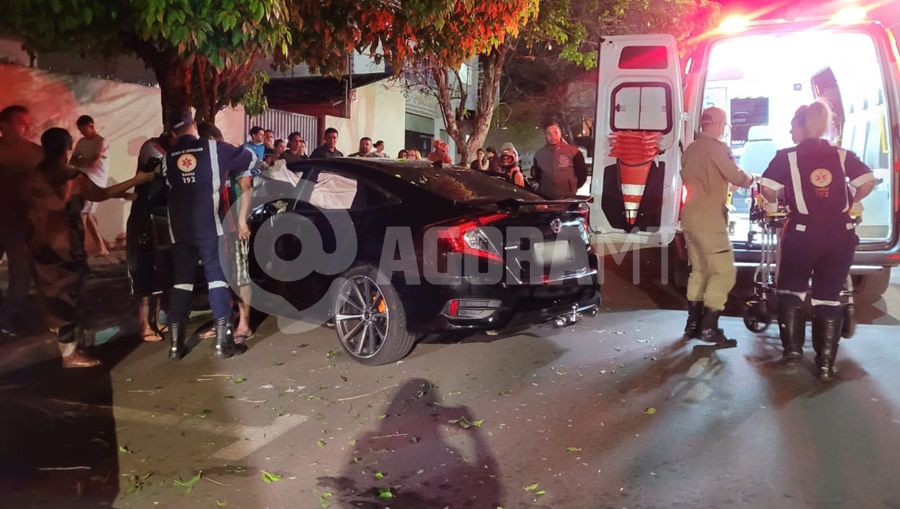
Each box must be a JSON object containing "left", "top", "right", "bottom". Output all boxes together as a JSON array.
[{"left": 335, "top": 275, "right": 389, "bottom": 359}]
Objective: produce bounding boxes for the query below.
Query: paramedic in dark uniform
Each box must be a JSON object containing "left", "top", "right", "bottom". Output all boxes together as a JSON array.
[
  {"left": 162, "top": 111, "right": 256, "bottom": 360},
  {"left": 681, "top": 106, "right": 755, "bottom": 346},
  {"left": 760, "top": 101, "right": 874, "bottom": 381}
]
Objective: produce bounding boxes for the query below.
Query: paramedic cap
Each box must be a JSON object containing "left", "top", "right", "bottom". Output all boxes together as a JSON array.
[
  {"left": 700, "top": 106, "right": 727, "bottom": 126},
  {"left": 168, "top": 110, "right": 195, "bottom": 130}
]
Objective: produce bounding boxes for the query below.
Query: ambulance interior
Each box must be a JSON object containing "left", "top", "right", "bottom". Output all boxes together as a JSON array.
[{"left": 701, "top": 30, "right": 894, "bottom": 246}]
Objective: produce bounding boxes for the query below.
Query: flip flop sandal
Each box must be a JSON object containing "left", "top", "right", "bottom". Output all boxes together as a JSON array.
[
  {"left": 142, "top": 331, "right": 164, "bottom": 342},
  {"left": 234, "top": 332, "right": 255, "bottom": 345}
]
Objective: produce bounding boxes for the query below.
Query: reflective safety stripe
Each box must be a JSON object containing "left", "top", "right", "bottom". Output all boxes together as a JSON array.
[
  {"left": 838, "top": 149, "right": 849, "bottom": 212},
  {"left": 621, "top": 184, "right": 646, "bottom": 196},
  {"left": 787, "top": 152, "right": 809, "bottom": 215},
  {"left": 210, "top": 140, "right": 224, "bottom": 237},
  {"left": 174, "top": 284, "right": 194, "bottom": 292},
  {"left": 795, "top": 223, "right": 806, "bottom": 232},
  {"left": 778, "top": 289, "right": 807, "bottom": 299},
  {"left": 759, "top": 177, "right": 783, "bottom": 191},
  {"left": 811, "top": 299, "right": 842, "bottom": 307},
  {"left": 209, "top": 281, "right": 229, "bottom": 290}
]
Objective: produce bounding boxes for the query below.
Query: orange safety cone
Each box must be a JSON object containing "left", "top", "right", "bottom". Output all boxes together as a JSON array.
[{"left": 609, "top": 131, "right": 661, "bottom": 224}]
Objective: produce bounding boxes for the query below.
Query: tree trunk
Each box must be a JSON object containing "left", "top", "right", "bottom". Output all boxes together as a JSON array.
[
  {"left": 466, "top": 48, "right": 505, "bottom": 161},
  {"left": 431, "top": 46, "right": 507, "bottom": 165},
  {"left": 128, "top": 39, "right": 191, "bottom": 129}
]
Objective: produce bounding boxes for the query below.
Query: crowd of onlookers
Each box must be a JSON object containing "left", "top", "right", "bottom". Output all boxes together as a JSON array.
[{"left": 0, "top": 104, "right": 588, "bottom": 368}]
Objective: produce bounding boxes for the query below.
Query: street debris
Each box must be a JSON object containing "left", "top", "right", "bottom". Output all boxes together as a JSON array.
[
  {"left": 262, "top": 471, "right": 282, "bottom": 483},
  {"left": 173, "top": 471, "right": 202, "bottom": 493},
  {"left": 448, "top": 417, "right": 484, "bottom": 429}
]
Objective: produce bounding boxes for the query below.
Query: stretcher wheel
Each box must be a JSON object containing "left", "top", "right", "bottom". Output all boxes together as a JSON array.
[
  {"left": 743, "top": 300, "right": 770, "bottom": 333},
  {"left": 841, "top": 304, "right": 856, "bottom": 339}
]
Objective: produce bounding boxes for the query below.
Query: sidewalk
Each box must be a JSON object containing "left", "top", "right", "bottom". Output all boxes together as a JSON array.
[{"left": 0, "top": 251, "right": 141, "bottom": 376}]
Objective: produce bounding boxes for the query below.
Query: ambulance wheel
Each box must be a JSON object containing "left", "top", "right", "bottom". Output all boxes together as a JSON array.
[
  {"left": 853, "top": 268, "right": 891, "bottom": 303},
  {"left": 841, "top": 304, "right": 856, "bottom": 339},
  {"left": 743, "top": 300, "right": 770, "bottom": 333}
]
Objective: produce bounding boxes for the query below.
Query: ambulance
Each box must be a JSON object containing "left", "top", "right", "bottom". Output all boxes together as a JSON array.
[{"left": 590, "top": 6, "right": 900, "bottom": 299}]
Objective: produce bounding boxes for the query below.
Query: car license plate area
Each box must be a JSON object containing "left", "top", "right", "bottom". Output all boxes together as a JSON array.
[{"left": 534, "top": 240, "right": 573, "bottom": 266}]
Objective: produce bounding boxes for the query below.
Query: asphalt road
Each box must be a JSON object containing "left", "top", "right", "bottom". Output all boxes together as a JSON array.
[{"left": 1, "top": 250, "right": 899, "bottom": 509}]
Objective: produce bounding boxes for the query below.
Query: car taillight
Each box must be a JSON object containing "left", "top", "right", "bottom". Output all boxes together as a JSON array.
[{"left": 436, "top": 212, "right": 507, "bottom": 262}]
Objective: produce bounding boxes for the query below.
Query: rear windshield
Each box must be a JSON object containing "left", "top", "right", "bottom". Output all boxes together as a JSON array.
[{"left": 382, "top": 163, "right": 542, "bottom": 202}]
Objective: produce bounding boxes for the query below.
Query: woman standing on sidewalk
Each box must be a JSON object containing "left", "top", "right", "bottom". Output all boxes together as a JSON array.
[{"left": 27, "top": 128, "right": 153, "bottom": 367}]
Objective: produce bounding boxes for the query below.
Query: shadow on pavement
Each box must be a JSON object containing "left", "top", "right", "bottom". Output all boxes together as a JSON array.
[
  {"left": 0, "top": 336, "right": 140, "bottom": 508},
  {"left": 318, "top": 378, "right": 503, "bottom": 508}
]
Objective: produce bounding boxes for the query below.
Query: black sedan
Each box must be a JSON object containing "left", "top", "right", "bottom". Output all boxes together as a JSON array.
[{"left": 246, "top": 159, "right": 600, "bottom": 365}]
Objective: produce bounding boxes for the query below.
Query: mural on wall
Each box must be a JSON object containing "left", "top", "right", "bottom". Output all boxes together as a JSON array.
[{"left": 0, "top": 63, "right": 245, "bottom": 246}]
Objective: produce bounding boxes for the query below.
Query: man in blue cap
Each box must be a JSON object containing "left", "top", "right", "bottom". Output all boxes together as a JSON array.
[{"left": 162, "top": 111, "right": 256, "bottom": 359}]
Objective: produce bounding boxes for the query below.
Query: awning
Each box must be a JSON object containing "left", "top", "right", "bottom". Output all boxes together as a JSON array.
[{"left": 264, "top": 72, "right": 392, "bottom": 108}]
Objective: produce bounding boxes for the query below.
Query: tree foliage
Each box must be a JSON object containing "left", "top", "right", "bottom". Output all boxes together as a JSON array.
[{"left": 2, "top": 0, "right": 289, "bottom": 125}]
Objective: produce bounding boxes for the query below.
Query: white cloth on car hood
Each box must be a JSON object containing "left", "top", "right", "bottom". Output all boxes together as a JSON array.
[{"left": 310, "top": 172, "right": 357, "bottom": 210}]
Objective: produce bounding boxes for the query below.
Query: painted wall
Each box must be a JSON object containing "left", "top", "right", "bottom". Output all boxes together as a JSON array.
[
  {"left": 0, "top": 63, "right": 245, "bottom": 245},
  {"left": 324, "top": 80, "right": 406, "bottom": 157}
]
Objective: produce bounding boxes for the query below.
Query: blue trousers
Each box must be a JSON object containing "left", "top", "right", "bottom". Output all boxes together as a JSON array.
[{"left": 169, "top": 237, "right": 232, "bottom": 323}]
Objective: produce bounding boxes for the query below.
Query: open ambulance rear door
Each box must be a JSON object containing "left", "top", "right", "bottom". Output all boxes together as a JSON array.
[{"left": 590, "top": 35, "right": 683, "bottom": 249}]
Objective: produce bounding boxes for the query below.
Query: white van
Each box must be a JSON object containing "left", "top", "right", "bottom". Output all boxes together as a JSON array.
[{"left": 590, "top": 11, "right": 900, "bottom": 299}]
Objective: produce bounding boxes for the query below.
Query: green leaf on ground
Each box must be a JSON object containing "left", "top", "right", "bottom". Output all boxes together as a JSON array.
[
  {"left": 233, "top": 377, "right": 246, "bottom": 384},
  {"left": 118, "top": 445, "right": 132, "bottom": 454},
  {"left": 566, "top": 446, "right": 582, "bottom": 453},
  {"left": 524, "top": 482, "right": 540, "bottom": 491},
  {"left": 262, "top": 471, "right": 282, "bottom": 483},
  {"left": 349, "top": 439, "right": 357, "bottom": 446},
  {"left": 316, "top": 440, "right": 326, "bottom": 448},
  {"left": 224, "top": 465, "right": 246, "bottom": 474},
  {"left": 378, "top": 487, "right": 393, "bottom": 500},
  {"left": 536, "top": 490, "right": 547, "bottom": 496},
  {"left": 173, "top": 471, "right": 202, "bottom": 493},
  {"left": 374, "top": 472, "right": 385, "bottom": 479},
  {"left": 319, "top": 493, "right": 333, "bottom": 507},
  {"left": 448, "top": 417, "right": 483, "bottom": 429},
  {"left": 409, "top": 436, "right": 419, "bottom": 443},
  {"left": 216, "top": 501, "right": 228, "bottom": 507},
  {"left": 125, "top": 473, "right": 152, "bottom": 494},
  {"left": 376, "top": 414, "right": 387, "bottom": 420},
  {"left": 326, "top": 350, "right": 340, "bottom": 359},
  {"left": 644, "top": 407, "right": 657, "bottom": 415}
]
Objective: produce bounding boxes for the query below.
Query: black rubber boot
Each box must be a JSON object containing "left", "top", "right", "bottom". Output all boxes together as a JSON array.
[
  {"left": 699, "top": 308, "right": 737, "bottom": 348},
  {"left": 812, "top": 310, "right": 842, "bottom": 382},
  {"left": 777, "top": 303, "right": 806, "bottom": 364},
  {"left": 684, "top": 301, "right": 704, "bottom": 339},
  {"left": 214, "top": 316, "right": 246, "bottom": 359},
  {"left": 168, "top": 321, "right": 186, "bottom": 360}
]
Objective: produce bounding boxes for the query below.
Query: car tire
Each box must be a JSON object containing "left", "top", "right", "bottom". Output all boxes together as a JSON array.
[
  {"left": 333, "top": 264, "right": 417, "bottom": 366},
  {"left": 853, "top": 267, "right": 891, "bottom": 302}
]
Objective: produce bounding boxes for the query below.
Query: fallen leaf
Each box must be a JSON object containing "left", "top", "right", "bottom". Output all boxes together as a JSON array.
[
  {"left": 349, "top": 439, "right": 357, "bottom": 446},
  {"left": 378, "top": 487, "right": 393, "bottom": 500},
  {"left": 118, "top": 445, "right": 132, "bottom": 454},
  {"left": 262, "top": 471, "right": 282, "bottom": 483},
  {"left": 536, "top": 490, "right": 547, "bottom": 496},
  {"left": 326, "top": 350, "right": 340, "bottom": 359},
  {"left": 233, "top": 377, "right": 246, "bottom": 384},
  {"left": 644, "top": 407, "right": 657, "bottom": 415},
  {"left": 448, "top": 417, "right": 483, "bottom": 429},
  {"left": 524, "top": 482, "right": 540, "bottom": 491},
  {"left": 317, "top": 440, "right": 327, "bottom": 447},
  {"left": 374, "top": 472, "right": 385, "bottom": 479},
  {"left": 409, "top": 437, "right": 419, "bottom": 444},
  {"left": 173, "top": 471, "right": 202, "bottom": 493},
  {"left": 216, "top": 501, "right": 228, "bottom": 507},
  {"left": 566, "top": 446, "right": 582, "bottom": 453}
]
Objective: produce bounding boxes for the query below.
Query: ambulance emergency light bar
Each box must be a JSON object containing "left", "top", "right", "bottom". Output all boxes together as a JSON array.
[{"left": 716, "top": 4, "right": 871, "bottom": 33}]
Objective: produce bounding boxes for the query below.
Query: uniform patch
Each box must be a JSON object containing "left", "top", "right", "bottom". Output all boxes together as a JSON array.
[
  {"left": 558, "top": 154, "right": 571, "bottom": 167},
  {"left": 177, "top": 153, "right": 198, "bottom": 173},
  {"left": 810, "top": 168, "right": 832, "bottom": 187}
]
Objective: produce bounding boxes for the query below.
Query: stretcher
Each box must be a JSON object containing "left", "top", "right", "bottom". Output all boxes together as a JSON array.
[{"left": 742, "top": 184, "right": 857, "bottom": 338}]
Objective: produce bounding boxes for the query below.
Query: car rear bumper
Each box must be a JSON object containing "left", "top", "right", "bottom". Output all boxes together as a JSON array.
[{"left": 422, "top": 270, "right": 601, "bottom": 332}]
